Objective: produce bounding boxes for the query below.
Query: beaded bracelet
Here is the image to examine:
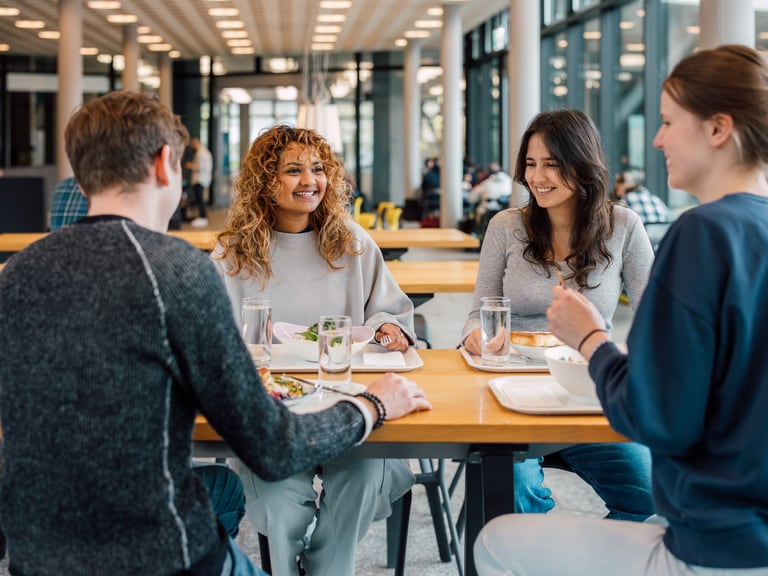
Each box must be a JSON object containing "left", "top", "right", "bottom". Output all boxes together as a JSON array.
[
  {"left": 577, "top": 328, "right": 609, "bottom": 355},
  {"left": 356, "top": 391, "right": 387, "bottom": 429}
]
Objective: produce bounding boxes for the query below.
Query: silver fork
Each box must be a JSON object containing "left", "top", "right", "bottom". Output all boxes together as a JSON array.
[{"left": 376, "top": 334, "right": 393, "bottom": 346}]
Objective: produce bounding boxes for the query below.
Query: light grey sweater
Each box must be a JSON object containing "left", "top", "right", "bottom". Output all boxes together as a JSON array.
[
  {"left": 211, "top": 220, "right": 415, "bottom": 340},
  {"left": 0, "top": 217, "right": 369, "bottom": 575},
  {"left": 462, "top": 206, "right": 653, "bottom": 341}
]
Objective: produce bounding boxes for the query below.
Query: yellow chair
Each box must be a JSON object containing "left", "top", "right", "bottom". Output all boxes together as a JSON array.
[
  {"left": 385, "top": 206, "right": 403, "bottom": 230},
  {"left": 376, "top": 201, "right": 399, "bottom": 230},
  {"left": 353, "top": 195, "right": 378, "bottom": 229}
]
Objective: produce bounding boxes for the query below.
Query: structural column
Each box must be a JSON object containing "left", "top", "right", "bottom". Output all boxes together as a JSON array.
[
  {"left": 158, "top": 52, "right": 172, "bottom": 109},
  {"left": 122, "top": 23, "right": 139, "bottom": 91},
  {"left": 507, "top": 0, "right": 540, "bottom": 207},
  {"left": 57, "top": 0, "right": 82, "bottom": 179},
  {"left": 699, "top": 0, "right": 754, "bottom": 49},
  {"left": 403, "top": 39, "right": 422, "bottom": 204},
  {"left": 439, "top": 2, "right": 463, "bottom": 228}
]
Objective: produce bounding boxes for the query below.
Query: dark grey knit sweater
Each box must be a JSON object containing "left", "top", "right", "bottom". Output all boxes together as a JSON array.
[{"left": 0, "top": 217, "right": 366, "bottom": 575}]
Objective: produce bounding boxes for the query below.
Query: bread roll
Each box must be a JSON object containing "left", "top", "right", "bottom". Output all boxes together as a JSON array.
[{"left": 509, "top": 331, "right": 562, "bottom": 347}]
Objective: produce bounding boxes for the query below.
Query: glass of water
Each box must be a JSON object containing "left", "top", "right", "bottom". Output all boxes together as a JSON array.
[
  {"left": 241, "top": 296, "right": 272, "bottom": 368},
  {"left": 318, "top": 315, "right": 352, "bottom": 386},
  {"left": 480, "top": 296, "right": 510, "bottom": 365}
]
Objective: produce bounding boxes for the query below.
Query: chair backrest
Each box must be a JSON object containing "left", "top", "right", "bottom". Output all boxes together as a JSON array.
[
  {"left": 353, "top": 195, "right": 364, "bottom": 219},
  {"left": 386, "top": 207, "right": 403, "bottom": 230}
]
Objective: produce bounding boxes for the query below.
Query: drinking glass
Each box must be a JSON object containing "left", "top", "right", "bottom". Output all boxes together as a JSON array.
[
  {"left": 317, "top": 315, "right": 352, "bottom": 386},
  {"left": 241, "top": 296, "right": 272, "bottom": 368},
  {"left": 480, "top": 296, "right": 510, "bottom": 365}
]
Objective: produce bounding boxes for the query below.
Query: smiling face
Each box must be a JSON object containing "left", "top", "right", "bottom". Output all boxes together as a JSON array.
[
  {"left": 524, "top": 133, "right": 578, "bottom": 213},
  {"left": 653, "top": 90, "right": 711, "bottom": 197},
  {"left": 274, "top": 142, "right": 327, "bottom": 231}
]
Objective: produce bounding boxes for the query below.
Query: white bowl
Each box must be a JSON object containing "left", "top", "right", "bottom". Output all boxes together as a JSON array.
[
  {"left": 544, "top": 345, "right": 598, "bottom": 404},
  {"left": 273, "top": 322, "right": 375, "bottom": 363}
]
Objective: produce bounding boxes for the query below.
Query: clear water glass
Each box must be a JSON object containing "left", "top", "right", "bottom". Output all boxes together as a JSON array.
[
  {"left": 480, "top": 296, "right": 511, "bottom": 365},
  {"left": 317, "top": 315, "right": 352, "bottom": 386},
  {"left": 241, "top": 296, "right": 272, "bottom": 368}
]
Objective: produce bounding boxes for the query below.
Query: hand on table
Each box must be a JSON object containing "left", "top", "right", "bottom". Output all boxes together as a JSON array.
[
  {"left": 547, "top": 286, "right": 608, "bottom": 358},
  {"left": 365, "top": 372, "right": 431, "bottom": 421},
  {"left": 462, "top": 327, "right": 483, "bottom": 355},
  {"left": 375, "top": 323, "right": 410, "bottom": 352}
]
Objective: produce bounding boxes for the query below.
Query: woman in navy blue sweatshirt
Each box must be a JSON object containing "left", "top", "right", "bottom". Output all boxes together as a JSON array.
[{"left": 474, "top": 44, "right": 768, "bottom": 575}]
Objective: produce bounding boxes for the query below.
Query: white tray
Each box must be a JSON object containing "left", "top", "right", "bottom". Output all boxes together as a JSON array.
[
  {"left": 270, "top": 344, "right": 423, "bottom": 373},
  {"left": 459, "top": 347, "right": 549, "bottom": 373},
  {"left": 489, "top": 375, "right": 602, "bottom": 414}
]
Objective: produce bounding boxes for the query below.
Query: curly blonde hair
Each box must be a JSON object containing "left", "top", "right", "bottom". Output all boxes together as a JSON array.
[{"left": 215, "top": 125, "right": 359, "bottom": 285}]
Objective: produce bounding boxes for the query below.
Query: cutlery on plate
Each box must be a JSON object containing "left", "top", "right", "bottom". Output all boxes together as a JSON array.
[
  {"left": 290, "top": 375, "right": 360, "bottom": 398},
  {"left": 375, "top": 332, "right": 393, "bottom": 346}
]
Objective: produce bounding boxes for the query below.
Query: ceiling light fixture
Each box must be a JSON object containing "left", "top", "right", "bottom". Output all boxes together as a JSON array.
[
  {"left": 319, "top": 1, "right": 351, "bottom": 8},
  {"left": 404, "top": 30, "right": 430, "bottom": 38},
  {"left": 38, "top": 31, "right": 61, "bottom": 39},
  {"left": 414, "top": 20, "right": 443, "bottom": 28},
  {"left": 208, "top": 8, "right": 239, "bottom": 16},
  {"left": 148, "top": 43, "right": 173, "bottom": 51},
  {"left": 317, "top": 14, "right": 346, "bottom": 23},
  {"left": 80, "top": 47, "right": 99, "bottom": 55},
  {"left": 222, "top": 30, "right": 248, "bottom": 38},
  {"left": 215, "top": 20, "right": 244, "bottom": 29},
  {"left": 15, "top": 20, "right": 46, "bottom": 29},
  {"left": 0, "top": 44, "right": 9, "bottom": 51},
  {"left": 106, "top": 14, "right": 139, "bottom": 23},
  {"left": 231, "top": 47, "right": 255, "bottom": 54},
  {"left": 138, "top": 35, "right": 163, "bottom": 43},
  {"left": 312, "top": 35, "right": 337, "bottom": 43},
  {"left": 0, "top": 7, "right": 20, "bottom": 16},
  {"left": 88, "top": 1, "right": 121, "bottom": 9},
  {"left": 315, "top": 25, "right": 341, "bottom": 33}
]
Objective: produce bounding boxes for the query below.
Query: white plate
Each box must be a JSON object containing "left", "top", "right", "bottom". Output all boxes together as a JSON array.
[
  {"left": 459, "top": 347, "right": 549, "bottom": 373},
  {"left": 288, "top": 381, "right": 367, "bottom": 414},
  {"left": 272, "top": 322, "right": 375, "bottom": 363},
  {"left": 488, "top": 375, "right": 603, "bottom": 414},
  {"left": 270, "top": 344, "right": 424, "bottom": 373}
]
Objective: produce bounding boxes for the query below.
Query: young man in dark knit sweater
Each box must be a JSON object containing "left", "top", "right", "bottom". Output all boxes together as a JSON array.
[{"left": 0, "top": 90, "right": 430, "bottom": 575}]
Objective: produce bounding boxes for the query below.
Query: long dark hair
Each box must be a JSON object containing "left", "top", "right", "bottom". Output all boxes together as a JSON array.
[{"left": 513, "top": 109, "right": 613, "bottom": 290}]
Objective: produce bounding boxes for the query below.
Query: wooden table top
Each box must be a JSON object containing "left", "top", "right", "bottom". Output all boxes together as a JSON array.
[
  {"left": 367, "top": 228, "right": 479, "bottom": 249},
  {"left": 0, "top": 227, "right": 479, "bottom": 253},
  {"left": 386, "top": 260, "right": 478, "bottom": 293},
  {"left": 193, "top": 349, "right": 625, "bottom": 446}
]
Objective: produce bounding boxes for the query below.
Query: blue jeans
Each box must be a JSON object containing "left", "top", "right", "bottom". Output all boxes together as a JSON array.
[
  {"left": 193, "top": 463, "right": 246, "bottom": 538},
  {"left": 220, "top": 536, "right": 268, "bottom": 576},
  {"left": 514, "top": 442, "right": 653, "bottom": 521}
]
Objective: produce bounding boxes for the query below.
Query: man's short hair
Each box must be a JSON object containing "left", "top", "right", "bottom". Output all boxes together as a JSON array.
[{"left": 64, "top": 91, "right": 188, "bottom": 196}]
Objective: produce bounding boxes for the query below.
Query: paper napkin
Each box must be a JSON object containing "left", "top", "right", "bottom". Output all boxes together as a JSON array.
[{"left": 363, "top": 351, "right": 407, "bottom": 368}]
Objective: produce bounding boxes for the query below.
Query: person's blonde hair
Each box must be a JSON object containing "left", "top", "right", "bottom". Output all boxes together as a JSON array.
[{"left": 215, "top": 125, "right": 358, "bottom": 285}]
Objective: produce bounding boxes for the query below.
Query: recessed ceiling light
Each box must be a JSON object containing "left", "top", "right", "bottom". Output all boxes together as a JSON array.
[
  {"left": 169, "top": 50, "right": 182, "bottom": 58},
  {"left": 148, "top": 43, "right": 173, "bottom": 51},
  {"left": 15, "top": 20, "right": 45, "bottom": 29},
  {"left": 38, "top": 30, "right": 61, "bottom": 39},
  {"left": 312, "top": 35, "right": 337, "bottom": 43},
  {"left": 394, "top": 39, "right": 407, "bottom": 47},
  {"left": 222, "top": 30, "right": 248, "bottom": 38},
  {"left": 311, "top": 43, "right": 335, "bottom": 51},
  {"left": 320, "top": 1, "right": 351, "bottom": 7},
  {"left": 106, "top": 14, "right": 139, "bottom": 23},
  {"left": 0, "top": 43, "right": 9, "bottom": 51},
  {"left": 226, "top": 39, "right": 252, "bottom": 47},
  {"left": 80, "top": 47, "right": 99, "bottom": 55},
  {"left": 209, "top": 8, "right": 239, "bottom": 16},
  {"left": 231, "top": 47, "right": 255, "bottom": 54},
  {"left": 215, "top": 20, "right": 244, "bottom": 29},
  {"left": 88, "top": 1, "right": 121, "bottom": 9},
  {"left": 97, "top": 53, "right": 112, "bottom": 63},
  {"left": 0, "top": 7, "right": 20, "bottom": 16},
  {"left": 315, "top": 25, "right": 341, "bottom": 33},
  {"left": 138, "top": 35, "right": 163, "bottom": 43},
  {"left": 317, "top": 14, "right": 346, "bottom": 23},
  {"left": 427, "top": 7, "right": 443, "bottom": 16},
  {"left": 137, "top": 25, "right": 151, "bottom": 33},
  {"left": 404, "top": 30, "right": 430, "bottom": 38},
  {"left": 415, "top": 20, "right": 443, "bottom": 28}
]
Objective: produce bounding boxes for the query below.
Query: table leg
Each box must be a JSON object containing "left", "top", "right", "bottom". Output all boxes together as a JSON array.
[{"left": 464, "top": 445, "right": 526, "bottom": 576}]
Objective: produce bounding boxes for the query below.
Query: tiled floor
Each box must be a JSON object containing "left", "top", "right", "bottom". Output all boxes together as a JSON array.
[{"left": 0, "top": 210, "right": 632, "bottom": 574}]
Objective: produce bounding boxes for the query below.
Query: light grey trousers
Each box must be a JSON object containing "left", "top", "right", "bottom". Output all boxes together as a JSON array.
[
  {"left": 473, "top": 514, "right": 768, "bottom": 576},
  {"left": 233, "top": 455, "right": 413, "bottom": 576}
]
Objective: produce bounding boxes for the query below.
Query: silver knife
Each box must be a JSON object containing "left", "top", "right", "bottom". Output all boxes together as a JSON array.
[{"left": 290, "top": 375, "right": 360, "bottom": 398}]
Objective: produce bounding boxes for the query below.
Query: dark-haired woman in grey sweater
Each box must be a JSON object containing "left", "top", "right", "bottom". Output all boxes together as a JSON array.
[{"left": 462, "top": 109, "right": 655, "bottom": 522}]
